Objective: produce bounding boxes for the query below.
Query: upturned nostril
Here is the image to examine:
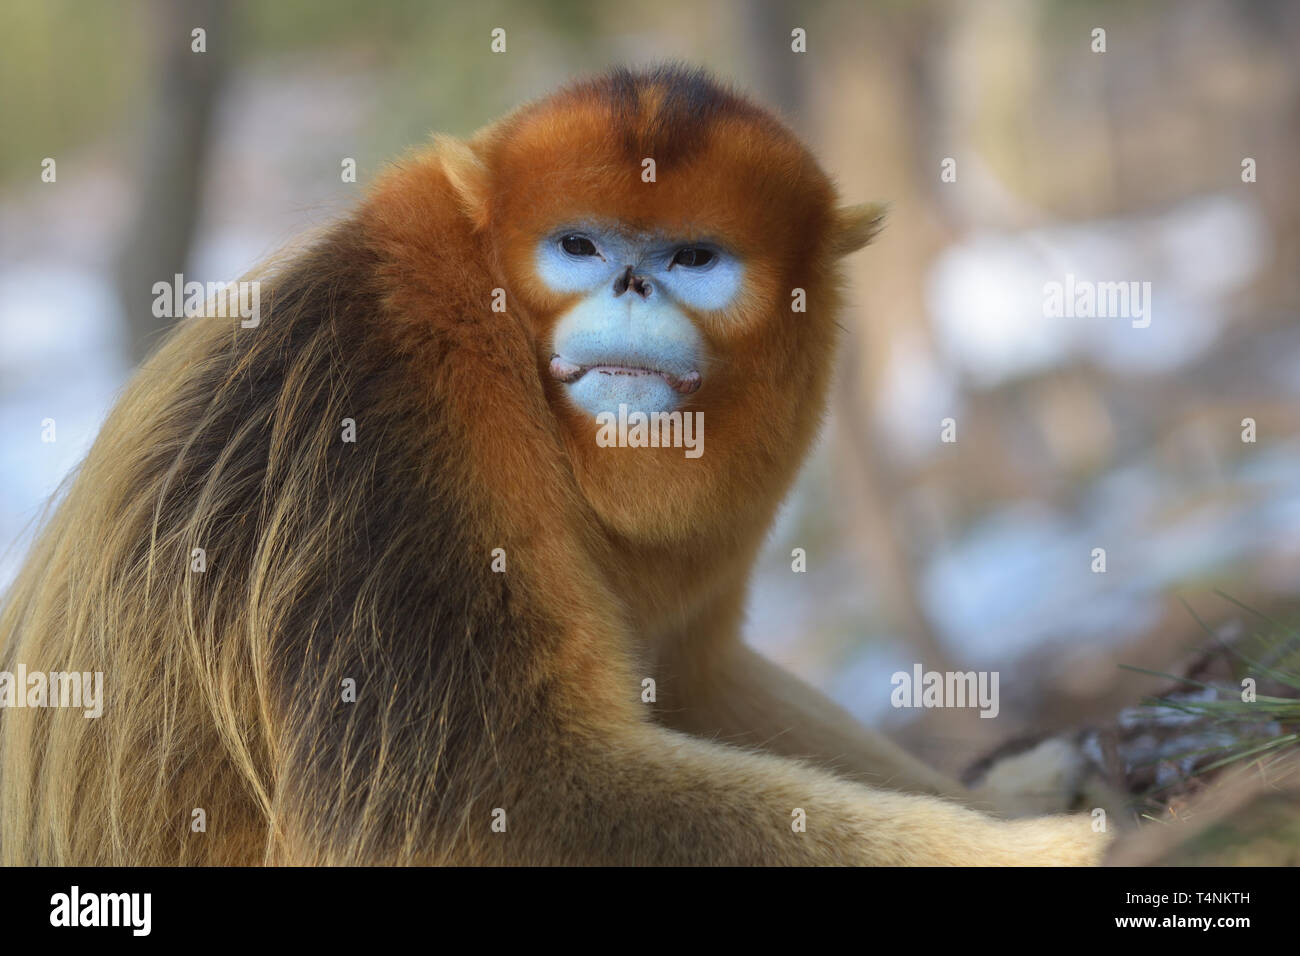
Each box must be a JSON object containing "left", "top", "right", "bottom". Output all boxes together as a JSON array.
[
  {"left": 630, "top": 276, "right": 652, "bottom": 298},
  {"left": 613, "top": 265, "right": 634, "bottom": 297}
]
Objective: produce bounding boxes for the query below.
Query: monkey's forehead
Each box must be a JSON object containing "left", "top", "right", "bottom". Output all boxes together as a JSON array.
[
  {"left": 509, "top": 65, "right": 794, "bottom": 163},
  {"left": 485, "top": 98, "right": 837, "bottom": 257}
]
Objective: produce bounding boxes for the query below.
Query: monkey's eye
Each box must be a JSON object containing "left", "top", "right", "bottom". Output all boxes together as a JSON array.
[
  {"left": 560, "top": 234, "right": 599, "bottom": 257},
  {"left": 670, "top": 247, "right": 716, "bottom": 269}
]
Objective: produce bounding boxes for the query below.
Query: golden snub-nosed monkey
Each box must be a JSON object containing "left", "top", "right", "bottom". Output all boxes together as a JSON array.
[{"left": 0, "top": 65, "right": 1107, "bottom": 866}]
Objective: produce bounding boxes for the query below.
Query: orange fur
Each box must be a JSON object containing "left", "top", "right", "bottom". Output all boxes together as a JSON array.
[{"left": 0, "top": 66, "right": 1106, "bottom": 865}]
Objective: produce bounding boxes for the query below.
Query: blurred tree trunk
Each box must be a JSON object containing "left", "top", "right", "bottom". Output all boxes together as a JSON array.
[
  {"left": 739, "top": 0, "right": 961, "bottom": 678},
  {"left": 115, "top": 0, "right": 231, "bottom": 366},
  {"left": 736, "top": 0, "right": 805, "bottom": 123}
]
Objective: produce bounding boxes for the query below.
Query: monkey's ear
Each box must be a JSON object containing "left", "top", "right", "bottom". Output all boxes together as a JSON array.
[
  {"left": 434, "top": 134, "right": 491, "bottom": 230},
  {"left": 829, "top": 202, "right": 887, "bottom": 256}
]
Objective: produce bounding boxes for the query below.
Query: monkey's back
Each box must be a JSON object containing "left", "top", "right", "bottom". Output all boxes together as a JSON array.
[{"left": 0, "top": 178, "right": 605, "bottom": 864}]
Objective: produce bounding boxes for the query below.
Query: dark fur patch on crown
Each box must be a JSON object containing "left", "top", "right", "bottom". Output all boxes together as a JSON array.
[{"left": 567, "top": 64, "right": 779, "bottom": 168}]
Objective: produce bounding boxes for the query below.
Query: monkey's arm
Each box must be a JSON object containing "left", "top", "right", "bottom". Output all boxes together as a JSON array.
[
  {"left": 499, "top": 722, "right": 1108, "bottom": 865},
  {"left": 515, "top": 726, "right": 1105, "bottom": 865},
  {"left": 277, "top": 716, "right": 1104, "bottom": 866},
  {"left": 658, "top": 638, "right": 1101, "bottom": 817},
  {"left": 657, "top": 639, "right": 987, "bottom": 805}
]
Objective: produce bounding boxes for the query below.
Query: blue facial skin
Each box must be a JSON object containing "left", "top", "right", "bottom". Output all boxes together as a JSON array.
[{"left": 537, "top": 224, "right": 742, "bottom": 418}]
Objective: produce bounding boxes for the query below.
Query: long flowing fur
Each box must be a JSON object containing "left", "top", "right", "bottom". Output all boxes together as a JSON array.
[
  {"left": 0, "top": 212, "right": 592, "bottom": 862},
  {"left": 1, "top": 66, "right": 1107, "bottom": 866}
]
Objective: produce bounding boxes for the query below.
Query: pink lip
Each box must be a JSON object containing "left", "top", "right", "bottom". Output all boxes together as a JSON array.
[{"left": 549, "top": 355, "right": 701, "bottom": 395}]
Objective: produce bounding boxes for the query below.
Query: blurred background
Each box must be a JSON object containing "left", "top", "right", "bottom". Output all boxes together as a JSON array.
[{"left": 2, "top": 0, "right": 1299, "bottom": 846}]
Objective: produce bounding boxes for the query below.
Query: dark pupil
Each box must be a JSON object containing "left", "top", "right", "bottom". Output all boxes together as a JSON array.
[
  {"left": 674, "top": 247, "right": 715, "bottom": 268},
  {"left": 561, "top": 235, "right": 597, "bottom": 256}
]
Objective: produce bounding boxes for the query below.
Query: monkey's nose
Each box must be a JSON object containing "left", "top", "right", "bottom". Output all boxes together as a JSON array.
[{"left": 613, "top": 265, "right": 652, "bottom": 299}]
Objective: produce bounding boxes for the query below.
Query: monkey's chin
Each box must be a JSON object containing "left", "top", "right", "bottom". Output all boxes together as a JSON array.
[{"left": 563, "top": 371, "right": 683, "bottom": 418}]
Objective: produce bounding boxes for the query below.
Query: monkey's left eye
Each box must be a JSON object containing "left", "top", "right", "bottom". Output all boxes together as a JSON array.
[
  {"left": 670, "top": 247, "right": 716, "bottom": 269},
  {"left": 560, "top": 235, "right": 599, "bottom": 257}
]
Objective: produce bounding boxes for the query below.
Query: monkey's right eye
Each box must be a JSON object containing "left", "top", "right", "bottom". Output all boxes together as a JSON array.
[{"left": 560, "top": 235, "right": 599, "bottom": 257}]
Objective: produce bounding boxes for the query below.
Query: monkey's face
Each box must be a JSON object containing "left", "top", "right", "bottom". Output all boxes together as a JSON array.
[
  {"left": 535, "top": 226, "right": 738, "bottom": 417},
  {"left": 455, "top": 70, "right": 878, "bottom": 542},
  {"left": 487, "top": 94, "right": 838, "bottom": 410}
]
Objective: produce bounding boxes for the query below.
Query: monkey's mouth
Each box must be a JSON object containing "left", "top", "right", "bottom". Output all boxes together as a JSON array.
[{"left": 549, "top": 355, "right": 701, "bottom": 395}]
